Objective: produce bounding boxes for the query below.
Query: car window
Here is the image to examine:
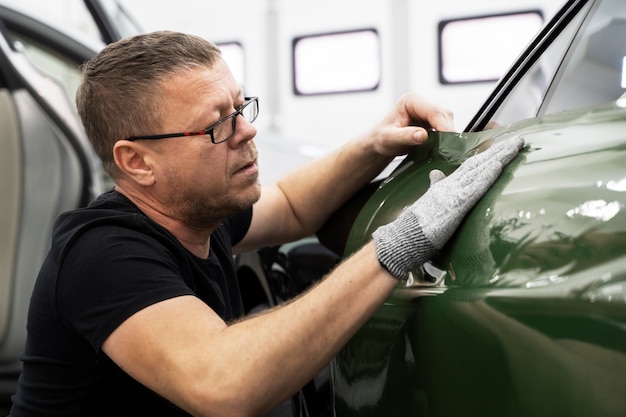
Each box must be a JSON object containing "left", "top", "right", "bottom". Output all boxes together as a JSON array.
[
  {"left": 93, "top": 0, "right": 143, "bottom": 39},
  {"left": 9, "top": 32, "right": 82, "bottom": 109},
  {"left": 541, "top": 0, "right": 626, "bottom": 114},
  {"left": 0, "top": 0, "right": 103, "bottom": 45},
  {"left": 487, "top": 3, "right": 590, "bottom": 126},
  {"left": 486, "top": 0, "right": 625, "bottom": 127}
]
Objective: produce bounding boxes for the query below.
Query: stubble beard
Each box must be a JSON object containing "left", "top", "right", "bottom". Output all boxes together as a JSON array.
[
  {"left": 166, "top": 142, "right": 261, "bottom": 230},
  {"left": 173, "top": 178, "right": 261, "bottom": 230}
]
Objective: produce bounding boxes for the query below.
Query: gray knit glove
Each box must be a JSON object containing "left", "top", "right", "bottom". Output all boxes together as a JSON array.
[{"left": 373, "top": 136, "right": 525, "bottom": 280}]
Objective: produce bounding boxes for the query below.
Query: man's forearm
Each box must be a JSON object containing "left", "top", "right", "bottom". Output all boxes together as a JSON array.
[
  {"left": 212, "top": 243, "right": 397, "bottom": 416},
  {"left": 275, "top": 133, "right": 394, "bottom": 236}
]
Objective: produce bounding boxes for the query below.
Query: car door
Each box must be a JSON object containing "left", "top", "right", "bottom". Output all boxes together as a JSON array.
[
  {"left": 0, "top": 3, "right": 105, "bottom": 395},
  {"left": 327, "top": 0, "right": 626, "bottom": 416}
]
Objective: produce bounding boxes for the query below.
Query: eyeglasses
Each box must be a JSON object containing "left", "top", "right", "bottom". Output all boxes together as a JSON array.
[{"left": 125, "top": 96, "right": 259, "bottom": 144}]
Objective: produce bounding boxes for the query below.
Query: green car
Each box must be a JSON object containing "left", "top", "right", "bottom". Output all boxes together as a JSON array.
[{"left": 322, "top": 0, "right": 626, "bottom": 416}]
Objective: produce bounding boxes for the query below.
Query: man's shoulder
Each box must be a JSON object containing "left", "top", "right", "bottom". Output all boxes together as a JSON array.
[
  {"left": 51, "top": 189, "right": 174, "bottom": 257},
  {"left": 55, "top": 190, "right": 138, "bottom": 232}
]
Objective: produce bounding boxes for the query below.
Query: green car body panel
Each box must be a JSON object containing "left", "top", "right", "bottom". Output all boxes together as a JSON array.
[{"left": 332, "top": 101, "right": 626, "bottom": 417}]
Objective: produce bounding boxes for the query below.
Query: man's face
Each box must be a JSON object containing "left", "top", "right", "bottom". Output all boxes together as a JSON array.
[{"left": 149, "top": 59, "right": 260, "bottom": 229}]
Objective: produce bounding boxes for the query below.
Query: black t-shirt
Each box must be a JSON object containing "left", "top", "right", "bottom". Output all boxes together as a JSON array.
[{"left": 10, "top": 190, "right": 252, "bottom": 416}]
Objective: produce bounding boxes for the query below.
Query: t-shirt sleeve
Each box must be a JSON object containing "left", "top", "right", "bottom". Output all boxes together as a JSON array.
[
  {"left": 56, "top": 224, "right": 194, "bottom": 353},
  {"left": 56, "top": 207, "right": 253, "bottom": 353}
]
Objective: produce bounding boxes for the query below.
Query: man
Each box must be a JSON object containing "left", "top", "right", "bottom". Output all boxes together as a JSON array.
[{"left": 10, "top": 31, "right": 523, "bottom": 416}]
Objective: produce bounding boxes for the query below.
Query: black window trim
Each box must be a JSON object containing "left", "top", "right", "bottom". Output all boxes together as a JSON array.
[{"left": 465, "top": 0, "right": 592, "bottom": 132}]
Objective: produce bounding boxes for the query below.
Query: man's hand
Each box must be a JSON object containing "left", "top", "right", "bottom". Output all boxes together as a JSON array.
[
  {"left": 373, "top": 136, "right": 525, "bottom": 280},
  {"left": 370, "top": 92, "right": 455, "bottom": 158}
]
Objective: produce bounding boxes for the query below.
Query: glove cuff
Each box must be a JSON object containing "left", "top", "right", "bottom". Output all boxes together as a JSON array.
[{"left": 372, "top": 211, "right": 437, "bottom": 280}]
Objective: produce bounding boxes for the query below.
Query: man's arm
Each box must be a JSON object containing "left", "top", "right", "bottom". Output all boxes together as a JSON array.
[
  {"left": 234, "top": 93, "right": 454, "bottom": 253},
  {"left": 103, "top": 243, "right": 396, "bottom": 417}
]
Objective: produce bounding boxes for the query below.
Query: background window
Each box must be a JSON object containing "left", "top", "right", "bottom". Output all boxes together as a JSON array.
[
  {"left": 217, "top": 41, "right": 246, "bottom": 90},
  {"left": 439, "top": 11, "right": 544, "bottom": 84},
  {"left": 293, "top": 29, "right": 380, "bottom": 95}
]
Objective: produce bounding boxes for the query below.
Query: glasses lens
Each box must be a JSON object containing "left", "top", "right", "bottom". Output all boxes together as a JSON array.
[
  {"left": 241, "top": 98, "right": 258, "bottom": 123},
  {"left": 212, "top": 116, "right": 236, "bottom": 143},
  {"left": 212, "top": 98, "right": 258, "bottom": 143}
]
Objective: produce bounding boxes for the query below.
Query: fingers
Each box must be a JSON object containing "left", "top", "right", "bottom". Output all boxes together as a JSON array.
[
  {"left": 455, "top": 136, "right": 525, "bottom": 176},
  {"left": 429, "top": 169, "right": 446, "bottom": 185},
  {"left": 437, "top": 136, "right": 525, "bottom": 191},
  {"left": 401, "top": 92, "right": 455, "bottom": 133},
  {"left": 478, "top": 136, "right": 525, "bottom": 165},
  {"left": 491, "top": 136, "right": 525, "bottom": 166},
  {"left": 373, "top": 93, "right": 456, "bottom": 156}
]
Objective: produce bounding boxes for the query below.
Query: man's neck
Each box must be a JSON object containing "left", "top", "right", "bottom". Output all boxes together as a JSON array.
[{"left": 114, "top": 185, "right": 216, "bottom": 258}]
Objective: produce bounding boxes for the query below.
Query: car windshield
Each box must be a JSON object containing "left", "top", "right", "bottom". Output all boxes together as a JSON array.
[{"left": 484, "top": 0, "right": 626, "bottom": 128}]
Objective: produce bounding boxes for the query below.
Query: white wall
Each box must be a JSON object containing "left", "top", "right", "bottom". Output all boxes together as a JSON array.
[
  {"left": 119, "top": 0, "right": 563, "bottom": 139},
  {"left": 0, "top": 0, "right": 564, "bottom": 182}
]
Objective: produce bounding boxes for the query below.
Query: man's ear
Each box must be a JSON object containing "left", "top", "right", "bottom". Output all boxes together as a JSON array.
[{"left": 113, "top": 140, "right": 156, "bottom": 186}]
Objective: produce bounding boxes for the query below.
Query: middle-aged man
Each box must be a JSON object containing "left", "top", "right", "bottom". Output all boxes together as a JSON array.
[{"left": 9, "top": 31, "right": 524, "bottom": 416}]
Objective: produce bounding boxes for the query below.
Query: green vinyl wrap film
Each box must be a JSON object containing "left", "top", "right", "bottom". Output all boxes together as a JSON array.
[{"left": 332, "top": 102, "right": 626, "bottom": 417}]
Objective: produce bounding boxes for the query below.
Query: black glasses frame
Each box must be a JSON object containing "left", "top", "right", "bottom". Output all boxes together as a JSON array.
[{"left": 125, "top": 96, "right": 259, "bottom": 143}]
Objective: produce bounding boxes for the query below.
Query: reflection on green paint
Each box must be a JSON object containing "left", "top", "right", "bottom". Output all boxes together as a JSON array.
[{"left": 334, "top": 103, "right": 626, "bottom": 417}]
